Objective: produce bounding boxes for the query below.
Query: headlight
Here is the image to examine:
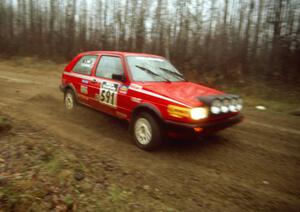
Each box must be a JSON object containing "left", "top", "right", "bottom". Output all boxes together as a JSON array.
[
  {"left": 168, "top": 105, "right": 208, "bottom": 120},
  {"left": 190, "top": 107, "right": 208, "bottom": 120},
  {"left": 221, "top": 99, "right": 230, "bottom": 113},
  {"left": 211, "top": 99, "right": 221, "bottom": 114}
]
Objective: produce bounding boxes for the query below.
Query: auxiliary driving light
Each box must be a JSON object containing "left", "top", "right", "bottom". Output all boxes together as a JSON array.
[
  {"left": 229, "top": 98, "right": 238, "bottom": 112},
  {"left": 236, "top": 98, "right": 243, "bottom": 111},
  {"left": 211, "top": 106, "right": 221, "bottom": 114},
  {"left": 210, "top": 96, "right": 243, "bottom": 115},
  {"left": 221, "top": 99, "right": 230, "bottom": 113},
  {"left": 211, "top": 99, "right": 222, "bottom": 114}
]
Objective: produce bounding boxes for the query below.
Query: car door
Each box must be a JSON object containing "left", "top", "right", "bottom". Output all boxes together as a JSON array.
[
  {"left": 89, "top": 55, "right": 130, "bottom": 118},
  {"left": 71, "top": 55, "right": 98, "bottom": 105}
]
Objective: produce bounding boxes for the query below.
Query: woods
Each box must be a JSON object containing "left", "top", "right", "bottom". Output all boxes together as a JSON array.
[{"left": 0, "top": 0, "right": 299, "bottom": 84}]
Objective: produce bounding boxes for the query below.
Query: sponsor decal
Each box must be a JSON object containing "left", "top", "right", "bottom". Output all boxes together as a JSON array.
[
  {"left": 167, "top": 105, "right": 190, "bottom": 118},
  {"left": 131, "top": 97, "right": 142, "bottom": 103},
  {"left": 80, "top": 85, "right": 88, "bottom": 94},
  {"left": 129, "top": 83, "right": 143, "bottom": 90},
  {"left": 98, "top": 81, "right": 119, "bottom": 108},
  {"left": 119, "top": 85, "right": 128, "bottom": 94},
  {"left": 81, "top": 58, "right": 95, "bottom": 68},
  {"left": 82, "top": 79, "right": 89, "bottom": 84}
]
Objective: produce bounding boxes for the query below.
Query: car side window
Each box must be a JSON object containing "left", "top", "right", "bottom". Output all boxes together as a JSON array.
[
  {"left": 95, "top": 56, "right": 124, "bottom": 79},
  {"left": 73, "top": 55, "right": 97, "bottom": 75}
]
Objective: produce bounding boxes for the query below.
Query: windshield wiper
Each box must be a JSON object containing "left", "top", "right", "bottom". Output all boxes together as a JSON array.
[
  {"left": 135, "top": 65, "right": 171, "bottom": 82},
  {"left": 159, "top": 67, "right": 185, "bottom": 80}
]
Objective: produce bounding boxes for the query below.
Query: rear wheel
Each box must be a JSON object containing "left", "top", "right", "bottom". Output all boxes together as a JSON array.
[
  {"left": 64, "top": 89, "right": 77, "bottom": 111},
  {"left": 132, "top": 112, "right": 163, "bottom": 151}
]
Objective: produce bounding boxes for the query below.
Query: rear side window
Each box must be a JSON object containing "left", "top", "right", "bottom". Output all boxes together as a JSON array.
[
  {"left": 95, "top": 56, "right": 124, "bottom": 79},
  {"left": 73, "top": 55, "right": 98, "bottom": 75}
]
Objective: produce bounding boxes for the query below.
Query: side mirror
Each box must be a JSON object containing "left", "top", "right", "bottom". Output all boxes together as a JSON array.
[{"left": 112, "top": 73, "right": 126, "bottom": 82}]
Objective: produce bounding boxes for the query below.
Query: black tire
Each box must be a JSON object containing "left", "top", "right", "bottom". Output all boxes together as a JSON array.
[
  {"left": 64, "top": 89, "right": 77, "bottom": 111},
  {"left": 131, "top": 112, "right": 163, "bottom": 151}
]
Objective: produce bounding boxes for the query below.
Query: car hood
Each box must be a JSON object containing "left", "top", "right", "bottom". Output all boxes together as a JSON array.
[{"left": 139, "top": 81, "right": 223, "bottom": 107}]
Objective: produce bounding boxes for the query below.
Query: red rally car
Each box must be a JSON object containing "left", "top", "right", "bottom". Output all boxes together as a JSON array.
[{"left": 60, "top": 51, "right": 243, "bottom": 150}]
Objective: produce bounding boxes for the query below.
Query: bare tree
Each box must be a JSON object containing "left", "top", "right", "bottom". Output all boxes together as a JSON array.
[{"left": 0, "top": 0, "right": 299, "bottom": 83}]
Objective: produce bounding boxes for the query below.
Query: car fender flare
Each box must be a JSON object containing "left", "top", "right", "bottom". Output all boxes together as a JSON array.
[
  {"left": 63, "top": 83, "right": 78, "bottom": 102},
  {"left": 131, "top": 103, "right": 163, "bottom": 121},
  {"left": 130, "top": 103, "right": 164, "bottom": 132}
]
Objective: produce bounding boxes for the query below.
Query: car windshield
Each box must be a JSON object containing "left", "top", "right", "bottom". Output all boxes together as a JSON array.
[{"left": 127, "top": 56, "right": 185, "bottom": 82}]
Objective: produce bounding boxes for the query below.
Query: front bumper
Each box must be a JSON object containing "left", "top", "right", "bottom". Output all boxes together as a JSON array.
[{"left": 165, "top": 113, "right": 243, "bottom": 135}]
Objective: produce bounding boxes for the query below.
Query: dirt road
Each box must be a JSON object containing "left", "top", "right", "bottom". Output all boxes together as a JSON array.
[{"left": 0, "top": 59, "right": 299, "bottom": 211}]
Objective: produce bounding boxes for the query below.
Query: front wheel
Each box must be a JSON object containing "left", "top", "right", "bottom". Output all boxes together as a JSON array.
[{"left": 132, "top": 112, "right": 163, "bottom": 151}]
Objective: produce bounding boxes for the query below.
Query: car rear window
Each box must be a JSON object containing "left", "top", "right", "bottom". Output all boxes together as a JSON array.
[{"left": 73, "top": 55, "right": 98, "bottom": 75}]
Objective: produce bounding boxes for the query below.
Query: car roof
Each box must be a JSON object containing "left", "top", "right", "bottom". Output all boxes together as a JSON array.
[{"left": 80, "top": 51, "right": 164, "bottom": 58}]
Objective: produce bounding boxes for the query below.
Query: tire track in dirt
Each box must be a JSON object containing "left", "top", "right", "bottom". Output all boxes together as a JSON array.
[
  {"left": 4, "top": 93, "right": 299, "bottom": 211},
  {"left": 246, "top": 120, "right": 300, "bottom": 136}
]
